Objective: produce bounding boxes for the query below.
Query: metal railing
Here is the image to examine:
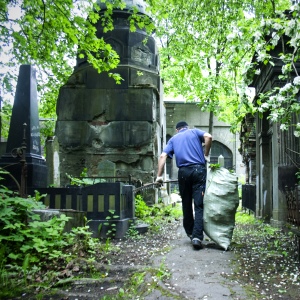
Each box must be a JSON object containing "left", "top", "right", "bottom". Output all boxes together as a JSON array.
[{"left": 28, "top": 182, "right": 135, "bottom": 221}]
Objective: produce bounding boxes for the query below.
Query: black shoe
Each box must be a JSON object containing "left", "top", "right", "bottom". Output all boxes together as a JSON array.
[
  {"left": 192, "top": 238, "right": 203, "bottom": 250},
  {"left": 187, "top": 234, "right": 192, "bottom": 241}
]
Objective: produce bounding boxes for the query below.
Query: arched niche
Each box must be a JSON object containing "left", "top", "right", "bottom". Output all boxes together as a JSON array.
[{"left": 210, "top": 141, "right": 233, "bottom": 169}]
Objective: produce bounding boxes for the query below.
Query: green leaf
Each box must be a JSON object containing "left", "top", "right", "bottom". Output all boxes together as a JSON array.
[{"left": 8, "top": 253, "right": 21, "bottom": 260}]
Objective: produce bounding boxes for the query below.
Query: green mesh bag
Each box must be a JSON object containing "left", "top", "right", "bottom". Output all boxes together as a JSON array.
[{"left": 203, "top": 167, "right": 239, "bottom": 250}]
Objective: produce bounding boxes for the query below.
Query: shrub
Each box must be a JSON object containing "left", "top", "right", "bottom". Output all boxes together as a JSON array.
[{"left": 0, "top": 185, "right": 71, "bottom": 266}]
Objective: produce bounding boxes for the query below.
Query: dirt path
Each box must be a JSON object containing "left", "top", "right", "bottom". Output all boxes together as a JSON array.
[
  {"left": 24, "top": 220, "right": 248, "bottom": 299},
  {"left": 146, "top": 226, "right": 248, "bottom": 300}
]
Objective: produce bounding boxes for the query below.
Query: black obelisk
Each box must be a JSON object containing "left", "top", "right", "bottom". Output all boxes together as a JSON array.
[{"left": 0, "top": 65, "right": 47, "bottom": 193}]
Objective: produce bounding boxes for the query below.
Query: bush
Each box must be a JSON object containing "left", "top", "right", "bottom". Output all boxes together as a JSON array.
[
  {"left": 135, "top": 194, "right": 152, "bottom": 219},
  {"left": 0, "top": 185, "right": 71, "bottom": 266},
  {"left": 134, "top": 194, "right": 182, "bottom": 228}
]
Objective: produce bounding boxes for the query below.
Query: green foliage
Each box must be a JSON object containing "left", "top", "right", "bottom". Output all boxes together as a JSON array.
[
  {"left": 1, "top": 1, "right": 122, "bottom": 103},
  {"left": 129, "top": 271, "right": 146, "bottom": 287},
  {"left": 66, "top": 168, "right": 105, "bottom": 186},
  {"left": 155, "top": 260, "right": 171, "bottom": 281},
  {"left": 103, "top": 210, "right": 119, "bottom": 238},
  {"left": 67, "top": 224, "right": 97, "bottom": 255},
  {"left": 234, "top": 212, "right": 281, "bottom": 238},
  {"left": 39, "top": 119, "right": 55, "bottom": 145},
  {"left": 134, "top": 194, "right": 182, "bottom": 231},
  {"left": 135, "top": 194, "right": 152, "bottom": 219},
  {"left": 97, "top": 237, "right": 116, "bottom": 254},
  {"left": 235, "top": 211, "right": 258, "bottom": 225},
  {"left": 1, "top": 0, "right": 299, "bottom": 138},
  {"left": 149, "top": 0, "right": 300, "bottom": 134},
  {"left": 0, "top": 188, "right": 72, "bottom": 266},
  {"left": 0, "top": 179, "right": 102, "bottom": 297},
  {"left": 209, "top": 163, "right": 221, "bottom": 171},
  {"left": 0, "top": 100, "right": 12, "bottom": 139},
  {"left": 125, "top": 223, "right": 141, "bottom": 239},
  {"left": 0, "top": 0, "right": 155, "bottom": 140}
]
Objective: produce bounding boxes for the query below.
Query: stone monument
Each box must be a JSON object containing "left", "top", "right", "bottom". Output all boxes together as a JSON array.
[
  {"left": 55, "top": 0, "right": 165, "bottom": 187},
  {"left": 0, "top": 65, "right": 48, "bottom": 193}
]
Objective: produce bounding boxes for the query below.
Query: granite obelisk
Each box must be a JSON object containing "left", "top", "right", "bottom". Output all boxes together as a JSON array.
[{"left": 0, "top": 65, "right": 47, "bottom": 193}]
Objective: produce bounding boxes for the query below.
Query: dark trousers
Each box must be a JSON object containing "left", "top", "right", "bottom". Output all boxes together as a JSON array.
[{"left": 178, "top": 164, "right": 207, "bottom": 240}]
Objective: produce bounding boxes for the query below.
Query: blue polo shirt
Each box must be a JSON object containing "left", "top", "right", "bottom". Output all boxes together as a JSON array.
[{"left": 163, "top": 128, "right": 206, "bottom": 167}]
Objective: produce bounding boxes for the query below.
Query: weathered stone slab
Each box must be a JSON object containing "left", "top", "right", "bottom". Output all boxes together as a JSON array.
[
  {"left": 32, "top": 209, "right": 86, "bottom": 232},
  {"left": 94, "top": 19, "right": 158, "bottom": 70},
  {"left": 56, "top": 89, "right": 106, "bottom": 121},
  {"left": 106, "top": 88, "right": 157, "bottom": 121},
  {"left": 58, "top": 87, "right": 159, "bottom": 122},
  {"left": 56, "top": 120, "right": 154, "bottom": 149},
  {"left": 56, "top": 121, "right": 92, "bottom": 148},
  {"left": 98, "top": 160, "right": 116, "bottom": 177},
  {"left": 65, "top": 67, "right": 160, "bottom": 90},
  {"left": 99, "top": 121, "right": 152, "bottom": 147},
  {"left": 129, "top": 68, "right": 160, "bottom": 87}
]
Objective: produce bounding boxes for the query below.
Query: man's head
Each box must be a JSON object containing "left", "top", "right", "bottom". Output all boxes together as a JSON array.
[{"left": 176, "top": 121, "right": 189, "bottom": 131}]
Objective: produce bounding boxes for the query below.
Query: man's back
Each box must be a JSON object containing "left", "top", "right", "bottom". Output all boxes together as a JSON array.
[{"left": 165, "top": 128, "right": 206, "bottom": 167}]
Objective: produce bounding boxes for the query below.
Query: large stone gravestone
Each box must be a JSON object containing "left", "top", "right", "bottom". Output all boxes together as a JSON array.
[
  {"left": 0, "top": 65, "right": 47, "bottom": 192},
  {"left": 55, "top": 0, "right": 165, "bottom": 192},
  {"left": 98, "top": 160, "right": 116, "bottom": 179}
]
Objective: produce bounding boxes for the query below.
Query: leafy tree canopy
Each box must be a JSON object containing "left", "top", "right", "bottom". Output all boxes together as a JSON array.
[
  {"left": 148, "top": 0, "right": 299, "bottom": 136},
  {"left": 0, "top": 0, "right": 299, "bottom": 137},
  {"left": 0, "top": 0, "right": 126, "bottom": 122}
]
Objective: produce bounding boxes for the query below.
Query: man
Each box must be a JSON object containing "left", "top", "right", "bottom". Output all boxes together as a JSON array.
[{"left": 156, "top": 121, "right": 212, "bottom": 250}]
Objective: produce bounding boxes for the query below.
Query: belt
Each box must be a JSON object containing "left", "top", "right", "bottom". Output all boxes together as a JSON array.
[{"left": 180, "top": 164, "right": 205, "bottom": 168}]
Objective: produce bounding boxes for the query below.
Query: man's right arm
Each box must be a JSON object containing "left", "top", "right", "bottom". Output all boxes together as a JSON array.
[
  {"left": 157, "top": 152, "right": 168, "bottom": 176},
  {"left": 203, "top": 132, "right": 212, "bottom": 160},
  {"left": 156, "top": 152, "right": 168, "bottom": 183}
]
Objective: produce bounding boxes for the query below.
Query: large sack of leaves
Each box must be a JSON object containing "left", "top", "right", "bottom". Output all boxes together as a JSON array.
[{"left": 203, "top": 167, "right": 239, "bottom": 250}]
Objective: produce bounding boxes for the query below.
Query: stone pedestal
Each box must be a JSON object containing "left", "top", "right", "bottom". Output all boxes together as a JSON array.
[{"left": 32, "top": 209, "right": 86, "bottom": 233}]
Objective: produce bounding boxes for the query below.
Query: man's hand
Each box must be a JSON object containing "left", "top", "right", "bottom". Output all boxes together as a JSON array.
[
  {"left": 205, "top": 155, "right": 210, "bottom": 163},
  {"left": 155, "top": 176, "right": 164, "bottom": 186}
]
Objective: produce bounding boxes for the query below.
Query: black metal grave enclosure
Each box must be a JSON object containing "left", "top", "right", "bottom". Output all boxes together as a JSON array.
[{"left": 28, "top": 182, "right": 135, "bottom": 238}]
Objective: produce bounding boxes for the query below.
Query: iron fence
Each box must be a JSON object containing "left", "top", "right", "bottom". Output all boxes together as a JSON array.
[
  {"left": 28, "top": 182, "right": 135, "bottom": 221},
  {"left": 27, "top": 177, "right": 166, "bottom": 238},
  {"left": 28, "top": 182, "right": 136, "bottom": 238}
]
